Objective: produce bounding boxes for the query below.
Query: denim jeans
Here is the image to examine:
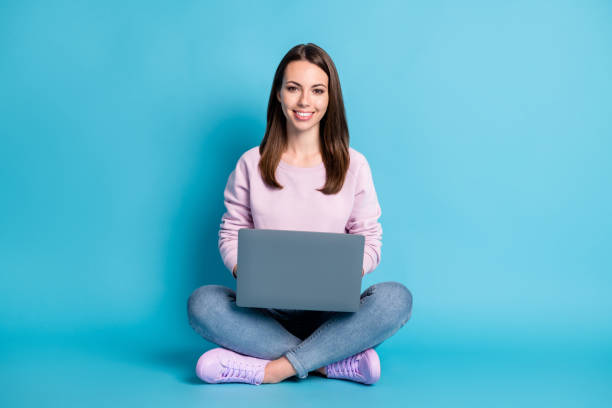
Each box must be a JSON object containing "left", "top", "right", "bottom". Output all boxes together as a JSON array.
[{"left": 187, "top": 281, "right": 413, "bottom": 379}]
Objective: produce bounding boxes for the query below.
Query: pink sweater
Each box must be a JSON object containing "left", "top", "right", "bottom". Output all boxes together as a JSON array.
[{"left": 218, "top": 146, "right": 383, "bottom": 276}]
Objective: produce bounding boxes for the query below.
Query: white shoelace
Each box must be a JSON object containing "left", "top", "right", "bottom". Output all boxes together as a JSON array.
[
  {"left": 329, "top": 354, "right": 362, "bottom": 378},
  {"left": 220, "top": 358, "right": 262, "bottom": 384}
]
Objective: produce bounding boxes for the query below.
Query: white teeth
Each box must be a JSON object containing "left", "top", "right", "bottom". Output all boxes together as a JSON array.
[{"left": 296, "top": 111, "right": 313, "bottom": 117}]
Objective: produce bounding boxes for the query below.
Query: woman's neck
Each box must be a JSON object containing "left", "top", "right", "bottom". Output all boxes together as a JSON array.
[{"left": 285, "top": 125, "right": 321, "bottom": 158}]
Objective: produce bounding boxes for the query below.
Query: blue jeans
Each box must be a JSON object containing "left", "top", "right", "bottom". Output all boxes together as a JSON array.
[{"left": 187, "top": 281, "right": 413, "bottom": 379}]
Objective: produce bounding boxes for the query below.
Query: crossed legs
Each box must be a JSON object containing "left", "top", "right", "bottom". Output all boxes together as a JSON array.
[{"left": 187, "top": 281, "right": 412, "bottom": 382}]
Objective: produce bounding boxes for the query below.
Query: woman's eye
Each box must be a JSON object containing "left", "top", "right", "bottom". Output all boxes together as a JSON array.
[
  {"left": 313, "top": 89, "right": 324, "bottom": 95},
  {"left": 287, "top": 86, "right": 297, "bottom": 92}
]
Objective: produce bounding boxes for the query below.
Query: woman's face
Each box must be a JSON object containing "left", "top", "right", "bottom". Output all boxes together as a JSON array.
[{"left": 277, "top": 60, "right": 329, "bottom": 134}]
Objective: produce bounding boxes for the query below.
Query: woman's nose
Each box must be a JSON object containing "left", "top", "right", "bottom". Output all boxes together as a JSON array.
[{"left": 298, "top": 91, "right": 310, "bottom": 107}]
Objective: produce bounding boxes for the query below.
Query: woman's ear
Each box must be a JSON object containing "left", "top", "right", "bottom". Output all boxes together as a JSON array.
[{"left": 276, "top": 89, "right": 281, "bottom": 103}]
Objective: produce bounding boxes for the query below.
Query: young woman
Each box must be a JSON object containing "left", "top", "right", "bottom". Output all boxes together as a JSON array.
[{"left": 187, "top": 43, "right": 413, "bottom": 385}]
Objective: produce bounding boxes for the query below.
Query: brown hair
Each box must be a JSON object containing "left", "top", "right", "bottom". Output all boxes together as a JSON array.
[{"left": 258, "top": 43, "right": 350, "bottom": 195}]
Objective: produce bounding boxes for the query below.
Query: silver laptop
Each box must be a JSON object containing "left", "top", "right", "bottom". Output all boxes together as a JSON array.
[{"left": 236, "top": 228, "right": 364, "bottom": 312}]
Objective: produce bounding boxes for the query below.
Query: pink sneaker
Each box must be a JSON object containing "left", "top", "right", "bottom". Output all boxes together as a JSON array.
[
  {"left": 326, "top": 348, "right": 381, "bottom": 385},
  {"left": 196, "top": 347, "right": 270, "bottom": 385}
]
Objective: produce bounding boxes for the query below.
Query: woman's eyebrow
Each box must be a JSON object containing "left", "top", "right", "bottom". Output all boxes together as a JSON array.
[{"left": 286, "top": 80, "right": 327, "bottom": 88}]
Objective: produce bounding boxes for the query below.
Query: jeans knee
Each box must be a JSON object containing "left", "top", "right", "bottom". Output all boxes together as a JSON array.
[
  {"left": 187, "top": 284, "right": 232, "bottom": 326},
  {"left": 372, "top": 281, "right": 413, "bottom": 325}
]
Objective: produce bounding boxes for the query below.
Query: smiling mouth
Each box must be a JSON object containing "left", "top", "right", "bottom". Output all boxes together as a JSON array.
[{"left": 294, "top": 110, "right": 314, "bottom": 120}]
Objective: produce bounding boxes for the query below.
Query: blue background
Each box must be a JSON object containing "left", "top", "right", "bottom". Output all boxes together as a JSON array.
[{"left": 1, "top": 0, "right": 611, "bottom": 406}]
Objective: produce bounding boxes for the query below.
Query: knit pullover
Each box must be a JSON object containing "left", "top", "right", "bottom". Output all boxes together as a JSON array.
[{"left": 218, "top": 146, "right": 383, "bottom": 276}]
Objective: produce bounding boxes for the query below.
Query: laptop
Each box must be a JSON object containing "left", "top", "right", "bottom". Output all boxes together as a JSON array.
[{"left": 236, "top": 228, "right": 365, "bottom": 312}]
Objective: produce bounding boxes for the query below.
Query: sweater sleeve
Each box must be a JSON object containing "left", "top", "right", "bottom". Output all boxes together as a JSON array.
[
  {"left": 345, "top": 158, "right": 383, "bottom": 275},
  {"left": 218, "top": 156, "right": 254, "bottom": 274}
]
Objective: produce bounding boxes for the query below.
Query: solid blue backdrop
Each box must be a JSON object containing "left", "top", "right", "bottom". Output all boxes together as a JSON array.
[{"left": 1, "top": 1, "right": 611, "bottom": 407}]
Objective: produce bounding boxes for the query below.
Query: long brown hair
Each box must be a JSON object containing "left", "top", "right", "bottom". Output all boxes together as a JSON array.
[{"left": 258, "top": 43, "right": 350, "bottom": 195}]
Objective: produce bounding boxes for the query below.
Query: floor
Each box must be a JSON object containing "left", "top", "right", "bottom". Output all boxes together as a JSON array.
[{"left": 2, "top": 327, "right": 611, "bottom": 408}]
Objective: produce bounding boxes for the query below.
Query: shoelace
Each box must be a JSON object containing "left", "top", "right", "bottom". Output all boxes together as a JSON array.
[
  {"left": 220, "top": 358, "right": 261, "bottom": 383},
  {"left": 329, "top": 353, "right": 362, "bottom": 377}
]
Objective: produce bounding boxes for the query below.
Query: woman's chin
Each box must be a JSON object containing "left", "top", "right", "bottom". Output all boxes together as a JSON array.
[{"left": 290, "top": 120, "right": 319, "bottom": 133}]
